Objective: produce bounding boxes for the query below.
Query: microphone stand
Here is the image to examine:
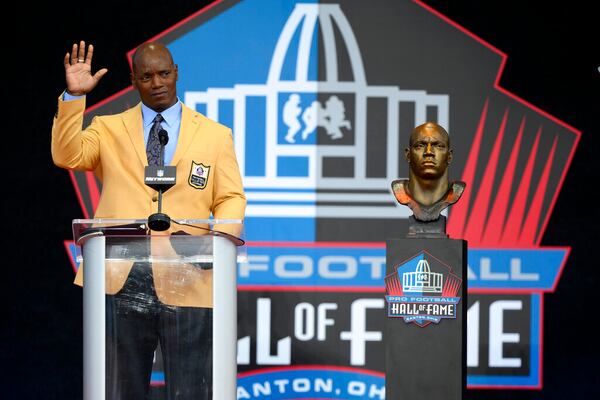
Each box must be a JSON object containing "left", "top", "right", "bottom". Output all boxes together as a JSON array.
[{"left": 148, "top": 130, "right": 172, "bottom": 231}]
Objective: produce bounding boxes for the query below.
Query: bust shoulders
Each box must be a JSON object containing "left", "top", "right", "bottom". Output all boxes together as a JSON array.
[{"left": 391, "top": 179, "right": 466, "bottom": 221}]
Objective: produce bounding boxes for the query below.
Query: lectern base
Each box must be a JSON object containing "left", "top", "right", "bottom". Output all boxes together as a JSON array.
[
  {"left": 385, "top": 238, "right": 467, "bottom": 400},
  {"left": 148, "top": 212, "right": 171, "bottom": 231}
]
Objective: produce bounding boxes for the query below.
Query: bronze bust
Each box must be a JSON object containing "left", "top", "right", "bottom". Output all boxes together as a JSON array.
[{"left": 392, "top": 122, "right": 465, "bottom": 226}]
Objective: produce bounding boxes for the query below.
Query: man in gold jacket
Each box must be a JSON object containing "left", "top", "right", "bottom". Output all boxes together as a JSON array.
[{"left": 52, "top": 40, "right": 246, "bottom": 399}]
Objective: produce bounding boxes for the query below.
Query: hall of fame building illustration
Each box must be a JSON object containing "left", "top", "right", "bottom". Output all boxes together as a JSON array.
[
  {"left": 184, "top": 3, "right": 449, "bottom": 219},
  {"left": 403, "top": 259, "right": 443, "bottom": 294}
]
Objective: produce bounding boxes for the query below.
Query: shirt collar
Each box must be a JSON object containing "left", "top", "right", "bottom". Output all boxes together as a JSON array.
[{"left": 141, "top": 99, "right": 182, "bottom": 128}]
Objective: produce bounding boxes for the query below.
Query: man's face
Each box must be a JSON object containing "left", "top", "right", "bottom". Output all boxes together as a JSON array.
[
  {"left": 405, "top": 126, "right": 452, "bottom": 180},
  {"left": 131, "top": 48, "right": 178, "bottom": 112}
]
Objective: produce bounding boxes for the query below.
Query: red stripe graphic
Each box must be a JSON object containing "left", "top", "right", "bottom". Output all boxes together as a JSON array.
[
  {"left": 385, "top": 273, "right": 403, "bottom": 296},
  {"left": 442, "top": 275, "right": 461, "bottom": 297},
  {"left": 464, "top": 108, "right": 510, "bottom": 245},
  {"left": 447, "top": 99, "right": 488, "bottom": 238},
  {"left": 519, "top": 136, "right": 558, "bottom": 245},
  {"left": 482, "top": 117, "right": 526, "bottom": 245},
  {"left": 500, "top": 128, "right": 542, "bottom": 244}
]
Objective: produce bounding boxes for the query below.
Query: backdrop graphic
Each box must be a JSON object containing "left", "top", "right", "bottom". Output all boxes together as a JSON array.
[
  {"left": 62, "top": 0, "right": 578, "bottom": 396},
  {"left": 6, "top": 0, "right": 598, "bottom": 399}
]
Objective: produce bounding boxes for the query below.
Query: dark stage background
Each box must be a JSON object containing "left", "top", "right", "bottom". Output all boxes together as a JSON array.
[{"left": 4, "top": 1, "right": 598, "bottom": 398}]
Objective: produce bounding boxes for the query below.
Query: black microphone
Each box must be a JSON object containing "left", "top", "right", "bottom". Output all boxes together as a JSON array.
[
  {"left": 158, "top": 129, "right": 169, "bottom": 146},
  {"left": 145, "top": 129, "right": 176, "bottom": 231},
  {"left": 158, "top": 129, "right": 168, "bottom": 166}
]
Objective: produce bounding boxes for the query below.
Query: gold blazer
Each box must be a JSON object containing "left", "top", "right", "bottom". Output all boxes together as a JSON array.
[{"left": 52, "top": 94, "right": 246, "bottom": 307}]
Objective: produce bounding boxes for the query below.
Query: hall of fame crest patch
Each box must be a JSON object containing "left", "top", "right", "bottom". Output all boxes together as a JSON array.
[{"left": 189, "top": 161, "right": 210, "bottom": 189}]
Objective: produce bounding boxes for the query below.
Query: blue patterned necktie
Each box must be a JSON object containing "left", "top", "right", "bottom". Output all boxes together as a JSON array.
[{"left": 146, "top": 114, "right": 164, "bottom": 166}]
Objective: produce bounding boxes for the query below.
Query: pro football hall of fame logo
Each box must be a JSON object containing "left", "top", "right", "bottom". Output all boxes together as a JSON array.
[{"left": 385, "top": 252, "right": 462, "bottom": 327}]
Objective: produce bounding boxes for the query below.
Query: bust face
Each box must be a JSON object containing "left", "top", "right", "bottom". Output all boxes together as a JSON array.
[{"left": 406, "top": 124, "right": 452, "bottom": 180}]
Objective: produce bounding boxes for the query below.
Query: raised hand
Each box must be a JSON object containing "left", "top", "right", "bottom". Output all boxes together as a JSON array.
[{"left": 63, "top": 40, "right": 108, "bottom": 96}]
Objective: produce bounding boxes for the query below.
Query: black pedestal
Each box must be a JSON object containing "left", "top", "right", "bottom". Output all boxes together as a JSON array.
[{"left": 385, "top": 238, "right": 467, "bottom": 400}]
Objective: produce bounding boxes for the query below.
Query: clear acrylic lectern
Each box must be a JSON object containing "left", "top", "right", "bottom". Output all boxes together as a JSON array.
[{"left": 72, "top": 219, "right": 245, "bottom": 400}]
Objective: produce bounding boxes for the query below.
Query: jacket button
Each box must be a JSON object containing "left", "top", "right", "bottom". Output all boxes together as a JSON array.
[{"left": 152, "top": 194, "right": 158, "bottom": 202}]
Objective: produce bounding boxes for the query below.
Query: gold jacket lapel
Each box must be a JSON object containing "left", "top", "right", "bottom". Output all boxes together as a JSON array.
[{"left": 122, "top": 103, "right": 148, "bottom": 167}]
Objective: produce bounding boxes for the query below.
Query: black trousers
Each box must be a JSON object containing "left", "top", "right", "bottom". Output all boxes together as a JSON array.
[{"left": 105, "top": 263, "right": 213, "bottom": 400}]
